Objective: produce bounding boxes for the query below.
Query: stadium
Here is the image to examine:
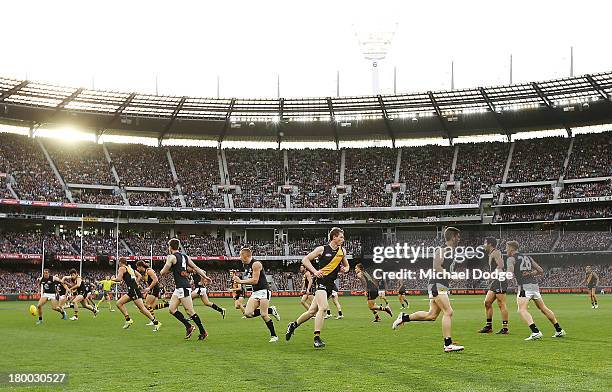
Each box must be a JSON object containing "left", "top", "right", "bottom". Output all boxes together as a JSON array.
[{"left": 1, "top": 2, "right": 611, "bottom": 391}]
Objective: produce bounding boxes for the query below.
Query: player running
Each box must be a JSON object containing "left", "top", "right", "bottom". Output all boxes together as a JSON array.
[
  {"left": 398, "top": 281, "right": 409, "bottom": 309},
  {"left": 581, "top": 266, "right": 599, "bottom": 309},
  {"left": 62, "top": 269, "right": 98, "bottom": 320},
  {"left": 233, "top": 247, "right": 281, "bottom": 342},
  {"left": 35, "top": 269, "right": 68, "bottom": 324},
  {"left": 354, "top": 263, "right": 392, "bottom": 322},
  {"left": 299, "top": 265, "right": 314, "bottom": 310},
  {"left": 392, "top": 227, "right": 465, "bottom": 353},
  {"left": 377, "top": 277, "right": 389, "bottom": 306},
  {"left": 478, "top": 237, "right": 509, "bottom": 334},
  {"left": 112, "top": 257, "right": 161, "bottom": 331},
  {"left": 505, "top": 240, "right": 566, "bottom": 341},
  {"left": 229, "top": 270, "right": 246, "bottom": 316},
  {"left": 286, "top": 227, "right": 349, "bottom": 348},
  {"left": 135, "top": 261, "right": 169, "bottom": 324},
  {"left": 96, "top": 276, "right": 118, "bottom": 312},
  {"left": 160, "top": 238, "right": 209, "bottom": 340},
  {"left": 190, "top": 268, "right": 226, "bottom": 319}
]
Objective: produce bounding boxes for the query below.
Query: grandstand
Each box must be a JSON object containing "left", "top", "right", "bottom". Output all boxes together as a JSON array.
[{"left": 0, "top": 72, "right": 611, "bottom": 296}]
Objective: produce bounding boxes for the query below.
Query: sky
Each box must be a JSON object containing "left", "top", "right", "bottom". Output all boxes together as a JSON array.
[{"left": 2, "top": 0, "right": 612, "bottom": 99}]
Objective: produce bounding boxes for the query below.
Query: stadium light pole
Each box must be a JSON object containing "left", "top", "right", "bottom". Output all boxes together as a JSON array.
[
  {"left": 510, "top": 54, "right": 513, "bottom": 84},
  {"left": 336, "top": 70, "right": 340, "bottom": 97},
  {"left": 41, "top": 240, "right": 45, "bottom": 275},
  {"left": 570, "top": 46, "right": 574, "bottom": 77},
  {"left": 393, "top": 66, "right": 397, "bottom": 95},
  {"left": 451, "top": 61, "right": 455, "bottom": 91},
  {"left": 354, "top": 23, "right": 398, "bottom": 95}
]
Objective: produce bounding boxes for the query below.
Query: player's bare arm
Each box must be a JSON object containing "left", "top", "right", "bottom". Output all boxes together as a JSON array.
[
  {"left": 160, "top": 254, "right": 176, "bottom": 276},
  {"left": 235, "top": 261, "right": 262, "bottom": 285},
  {"left": 112, "top": 266, "right": 125, "bottom": 282},
  {"left": 493, "top": 249, "right": 504, "bottom": 271},
  {"left": 302, "top": 246, "right": 324, "bottom": 277},
  {"left": 186, "top": 257, "right": 207, "bottom": 279}
]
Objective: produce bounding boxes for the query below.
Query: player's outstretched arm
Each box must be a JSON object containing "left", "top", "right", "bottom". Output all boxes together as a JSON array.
[{"left": 186, "top": 257, "right": 208, "bottom": 280}]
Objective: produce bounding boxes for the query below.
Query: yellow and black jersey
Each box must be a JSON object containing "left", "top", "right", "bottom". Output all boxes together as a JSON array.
[
  {"left": 586, "top": 272, "right": 597, "bottom": 288},
  {"left": 314, "top": 244, "right": 345, "bottom": 285}
]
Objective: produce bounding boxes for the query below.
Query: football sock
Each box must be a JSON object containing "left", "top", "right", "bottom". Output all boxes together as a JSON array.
[
  {"left": 265, "top": 319, "right": 276, "bottom": 337},
  {"left": 171, "top": 310, "right": 191, "bottom": 328},
  {"left": 529, "top": 323, "right": 539, "bottom": 333},
  {"left": 191, "top": 313, "right": 206, "bottom": 335}
]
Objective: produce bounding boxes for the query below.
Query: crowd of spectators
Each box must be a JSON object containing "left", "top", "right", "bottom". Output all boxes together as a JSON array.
[
  {"left": 0, "top": 133, "right": 66, "bottom": 201},
  {"left": 226, "top": 149, "right": 285, "bottom": 208},
  {"left": 559, "top": 182, "right": 611, "bottom": 199},
  {"left": 0, "top": 180, "right": 14, "bottom": 199},
  {"left": 507, "top": 136, "right": 568, "bottom": 183},
  {"left": 495, "top": 208, "right": 556, "bottom": 222},
  {"left": 558, "top": 206, "right": 612, "bottom": 220},
  {"left": 121, "top": 232, "right": 171, "bottom": 256},
  {"left": 0, "top": 231, "right": 77, "bottom": 254},
  {"left": 45, "top": 140, "right": 114, "bottom": 186},
  {"left": 107, "top": 143, "right": 174, "bottom": 188},
  {"left": 232, "top": 238, "right": 285, "bottom": 256},
  {"left": 127, "top": 191, "right": 180, "bottom": 207},
  {"left": 180, "top": 233, "right": 226, "bottom": 256},
  {"left": 566, "top": 131, "right": 612, "bottom": 179},
  {"left": 2, "top": 132, "right": 611, "bottom": 208},
  {"left": 554, "top": 232, "right": 612, "bottom": 252},
  {"left": 396, "top": 145, "right": 453, "bottom": 206},
  {"left": 342, "top": 147, "right": 395, "bottom": 208},
  {"left": 71, "top": 189, "right": 124, "bottom": 205},
  {"left": 451, "top": 142, "right": 508, "bottom": 204},
  {"left": 171, "top": 147, "right": 225, "bottom": 208},
  {"left": 502, "top": 185, "right": 552, "bottom": 204},
  {"left": 288, "top": 149, "right": 340, "bottom": 208}
]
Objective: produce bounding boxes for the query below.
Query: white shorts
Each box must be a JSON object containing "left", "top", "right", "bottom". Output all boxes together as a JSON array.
[
  {"left": 427, "top": 283, "right": 449, "bottom": 299},
  {"left": 378, "top": 290, "right": 386, "bottom": 297},
  {"left": 172, "top": 287, "right": 192, "bottom": 299},
  {"left": 250, "top": 289, "right": 271, "bottom": 301},
  {"left": 518, "top": 289, "right": 542, "bottom": 301},
  {"left": 41, "top": 293, "right": 56, "bottom": 300},
  {"left": 194, "top": 287, "right": 208, "bottom": 297},
  {"left": 331, "top": 290, "right": 338, "bottom": 298}
]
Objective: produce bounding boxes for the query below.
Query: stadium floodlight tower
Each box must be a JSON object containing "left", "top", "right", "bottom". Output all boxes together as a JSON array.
[{"left": 354, "top": 22, "right": 398, "bottom": 94}]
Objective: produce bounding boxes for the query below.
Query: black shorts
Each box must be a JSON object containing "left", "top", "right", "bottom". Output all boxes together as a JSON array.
[
  {"left": 367, "top": 290, "right": 378, "bottom": 301},
  {"left": 488, "top": 280, "right": 508, "bottom": 294},
  {"left": 149, "top": 285, "right": 161, "bottom": 298},
  {"left": 76, "top": 289, "right": 88, "bottom": 298},
  {"left": 314, "top": 279, "right": 334, "bottom": 298},
  {"left": 233, "top": 289, "right": 244, "bottom": 300},
  {"left": 587, "top": 285, "right": 596, "bottom": 290},
  {"left": 127, "top": 286, "right": 142, "bottom": 301},
  {"left": 398, "top": 289, "right": 406, "bottom": 295}
]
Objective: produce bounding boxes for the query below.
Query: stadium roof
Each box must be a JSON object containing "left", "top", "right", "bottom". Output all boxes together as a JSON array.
[{"left": 1, "top": 72, "right": 611, "bottom": 146}]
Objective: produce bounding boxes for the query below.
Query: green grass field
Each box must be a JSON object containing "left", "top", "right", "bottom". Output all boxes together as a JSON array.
[{"left": 1, "top": 294, "right": 610, "bottom": 391}]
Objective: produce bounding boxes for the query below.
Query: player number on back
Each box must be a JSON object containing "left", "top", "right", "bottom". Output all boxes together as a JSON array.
[{"left": 517, "top": 255, "right": 531, "bottom": 271}]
